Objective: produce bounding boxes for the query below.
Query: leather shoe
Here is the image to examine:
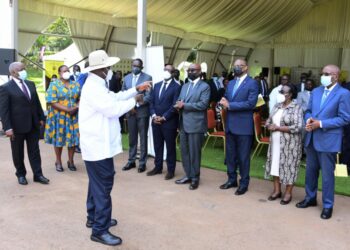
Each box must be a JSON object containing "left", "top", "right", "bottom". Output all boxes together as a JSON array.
[
  {"left": 296, "top": 199, "right": 317, "bottom": 208},
  {"left": 268, "top": 192, "right": 282, "bottom": 201},
  {"left": 164, "top": 172, "right": 174, "bottom": 180},
  {"left": 18, "top": 176, "right": 28, "bottom": 185},
  {"left": 189, "top": 180, "right": 199, "bottom": 190},
  {"left": 235, "top": 187, "right": 248, "bottom": 195},
  {"left": 86, "top": 218, "right": 118, "bottom": 228},
  {"left": 280, "top": 196, "right": 292, "bottom": 205},
  {"left": 122, "top": 162, "right": 136, "bottom": 171},
  {"left": 321, "top": 208, "right": 333, "bottom": 219},
  {"left": 90, "top": 231, "right": 122, "bottom": 246},
  {"left": 219, "top": 181, "right": 238, "bottom": 189},
  {"left": 33, "top": 175, "right": 50, "bottom": 184},
  {"left": 146, "top": 168, "right": 162, "bottom": 176},
  {"left": 138, "top": 165, "right": 146, "bottom": 173},
  {"left": 175, "top": 176, "right": 191, "bottom": 184}
]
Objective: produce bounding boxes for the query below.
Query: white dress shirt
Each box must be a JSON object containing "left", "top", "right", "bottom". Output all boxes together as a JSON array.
[
  {"left": 79, "top": 73, "right": 137, "bottom": 161},
  {"left": 235, "top": 73, "right": 247, "bottom": 89},
  {"left": 13, "top": 77, "right": 31, "bottom": 99}
]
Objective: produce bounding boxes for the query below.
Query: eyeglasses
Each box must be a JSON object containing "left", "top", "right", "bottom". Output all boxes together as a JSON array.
[
  {"left": 279, "top": 90, "right": 290, "bottom": 95},
  {"left": 187, "top": 69, "right": 199, "bottom": 73},
  {"left": 233, "top": 65, "right": 247, "bottom": 68}
]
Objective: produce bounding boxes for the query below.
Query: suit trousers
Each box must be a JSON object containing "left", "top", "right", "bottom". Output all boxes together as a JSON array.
[
  {"left": 180, "top": 130, "right": 204, "bottom": 180},
  {"left": 85, "top": 158, "right": 115, "bottom": 236},
  {"left": 10, "top": 128, "right": 43, "bottom": 178},
  {"left": 305, "top": 142, "right": 336, "bottom": 209},
  {"left": 152, "top": 123, "right": 177, "bottom": 173},
  {"left": 127, "top": 115, "right": 149, "bottom": 166},
  {"left": 226, "top": 132, "right": 253, "bottom": 188}
]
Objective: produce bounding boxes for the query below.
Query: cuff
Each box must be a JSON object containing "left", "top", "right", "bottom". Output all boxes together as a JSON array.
[
  {"left": 6, "top": 129, "right": 13, "bottom": 133},
  {"left": 320, "top": 121, "right": 322, "bottom": 128}
]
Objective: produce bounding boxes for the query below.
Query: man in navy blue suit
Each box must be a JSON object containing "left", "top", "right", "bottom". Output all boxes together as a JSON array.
[
  {"left": 147, "top": 64, "right": 181, "bottom": 180},
  {"left": 219, "top": 59, "right": 259, "bottom": 195},
  {"left": 296, "top": 64, "right": 350, "bottom": 219}
]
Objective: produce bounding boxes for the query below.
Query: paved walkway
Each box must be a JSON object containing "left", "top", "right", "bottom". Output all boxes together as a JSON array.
[{"left": 0, "top": 136, "right": 349, "bottom": 250}]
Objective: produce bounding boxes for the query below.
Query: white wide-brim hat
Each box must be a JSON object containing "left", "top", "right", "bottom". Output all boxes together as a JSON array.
[{"left": 85, "top": 50, "right": 120, "bottom": 71}]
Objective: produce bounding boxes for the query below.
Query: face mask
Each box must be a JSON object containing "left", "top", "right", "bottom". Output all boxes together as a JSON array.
[
  {"left": 62, "top": 72, "right": 70, "bottom": 80},
  {"left": 106, "top": 69, "right": 113, "bottom": 81},
  {"left": 163, "top": 70, "right": 172, "bottom": 80},
  {"left": 320, "top": 75, "right": 332, "bottom": 87},
  {"left": 132, "top": 66, "right": 141, "bottom": 75},
  {"left": 74, "top": 71, "right": 80, "bottom": 77},
  {"left": 305, "top": 86, "right": 313, "bottom": 91},
  {"left": 51, "top": 78, "right": 57, "bottom": 82},
  {"left": 233, "top": 66, "right": 243, "bottom": 76},
  {"left": 212, "top": 77, "right": 218, "bottom": 81},
  {"left": 188, "top": 73, "right": 198, "bottom": 81},
  {"left": 276, "top": 93, "right": 286, "bottom": 103},
  {"left": 18, "top": 70, "right": 27, "bottom": 81}
]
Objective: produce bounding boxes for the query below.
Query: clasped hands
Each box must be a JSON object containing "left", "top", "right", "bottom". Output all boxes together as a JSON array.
[
  {"left": 305, "top": 118, "right": 321, "bottom": 131},
  {"left": 174, "top": 100, "right": 184, "bottom": 110},
  {"left": 152, "top": 116, "right": 166, "bottom": 125},
  {"left": 267, "top": 124, "right": 280, "bottom": 132}
]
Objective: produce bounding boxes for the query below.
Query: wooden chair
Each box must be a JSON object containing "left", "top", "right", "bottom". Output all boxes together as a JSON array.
[
  {"left": 203, "top": 109, "right": 226, "bottom": 155},
  {"left": 251, "top": 112, "right": 270, "bottom": 160}
]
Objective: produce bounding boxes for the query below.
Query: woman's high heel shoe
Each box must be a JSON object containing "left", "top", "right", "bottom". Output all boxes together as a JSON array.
[
  {"left": 55, "top": 162, "right": 64, "bottom": 172},
  {"left": 67, "top": 161, "right": 77, "bottom": 171},
  {"left": 280, "top": 196, "right": 292, "bottom": 205},
  {"left": 268, "top": 192, "right": 282, "bottom": 201}
]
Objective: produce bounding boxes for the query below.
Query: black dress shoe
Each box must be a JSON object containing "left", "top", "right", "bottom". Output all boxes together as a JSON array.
[
  {"left": 90, "top": 231, "right": 122, "bottom": 246},
  {"left": 146, "top": 168, "right": 162, "bottom": 176},
  {"left": 175, "top": 176, "right": 191, "bottom": 184},
  {"left": 86, "top": 219, "right": 118, "bottom": 228},
  {"left": 219, "top": 181, "right": 238, "bottom": 190},
  {"left": 122, "top": 162, "right": 136, "bottom": 171},
  {"left": 296, "top": 199, "right": 317, "bottom": 208},
  {"left": 55, "top": 162, "right": 64, "bottom": 172},
  {"left": 164, "top": 172, "right": 174, "bottom": 180},
  {"left": 18, "top": 176, "right": 28, "bottom": 185},
  {"left": 189, "top": 180, "right": 199, "bottom": 190},
  {"left": 67, "top": 161, "right": 77, "bottom": 171},
  {"left": 268, "top": 192, "right": 282, "bottom": 201},
  {"left": 33, "top": 175, "right": 50, "bottom": 184},
  {"left": 138, "top": 165, "right": 146, "bottom": 173},
  {"left": 235, "top": 187, "right": 248, "bottom": 195},
  {"left": 321, "top": 208, "right": 333, "bottom": 219}
]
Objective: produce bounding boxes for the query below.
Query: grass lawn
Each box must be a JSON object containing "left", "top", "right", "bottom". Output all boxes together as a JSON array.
[
  {"left": 26, "top": 68, "right": 46, "bottom": 110},
  {"left": 121, "top": 133, "right": 350, "bottom": 196}
]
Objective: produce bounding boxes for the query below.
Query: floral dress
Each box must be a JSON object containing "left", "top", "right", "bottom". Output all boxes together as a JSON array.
[{"left": 45, "top": 80, "right": 80, "bottom": 147}]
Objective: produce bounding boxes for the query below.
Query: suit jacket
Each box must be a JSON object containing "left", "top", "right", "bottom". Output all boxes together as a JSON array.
[
  {"left": 122, "top": 72, "right": 152, "bottom": 118},
  {"left": 304, "top": 84, "right": 350, "bottom": 152},
  {"left": 296, "top": 90, "right": 310, "bottom": 112},
  {"left": 207, "top": 79, "right": 219, "bottom": 102},
  {"left": 225, "top": 75, "right": 259, "bottom": 135},
  {"left": 108, "top": 75, "right": 122, "bottom": 93},
  {"left": 259, "top": 79, "right": 269, "bottom": 98},
  {"left": 150, "top": 79, "right": 181, "bottom": 129},
  {"left": 178, "top": 79, "right": 210, "bottom": 134},
  {"left": 0, "top": 79, "right": 45, "bottom": 134}
]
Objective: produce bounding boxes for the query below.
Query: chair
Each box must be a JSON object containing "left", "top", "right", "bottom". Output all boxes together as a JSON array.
[
  {"left": 251, "top": 112, "right": 270, "bottom": 160},
  {"left": 203, "top": 109, "right": 226, "bottom": 155}
]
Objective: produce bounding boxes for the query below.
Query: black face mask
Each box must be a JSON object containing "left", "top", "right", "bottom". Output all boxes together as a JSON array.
[
  {"left": 305, "top": 86, "right": 313, "bottom": 91},
  {"left": 233, "top": 66, "right": 243, "bottom": 76},
  {"left": 188, "top": 73, "right": 198, "bottom": 81}
]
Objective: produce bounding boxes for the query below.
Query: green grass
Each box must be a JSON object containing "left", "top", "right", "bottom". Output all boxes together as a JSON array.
[
  {"left": 26, "top": 68, "right": 46, "bottom": 109},
  {"left": 121, "top": 133, "right": 350, "bottom": 196}
]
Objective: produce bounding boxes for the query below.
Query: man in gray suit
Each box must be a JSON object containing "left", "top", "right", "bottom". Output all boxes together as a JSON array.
[
  {"left": 297, "top": 79, "right": 315, "bottom": 112},
  {"left": 122, "top": 59, "right": 152, "bottom": 173},
  {"left": 174, "top": 64, "right": 210, "bottom": 190}
]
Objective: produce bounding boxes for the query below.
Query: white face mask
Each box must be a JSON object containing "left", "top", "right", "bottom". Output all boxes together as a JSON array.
[
  {"left": 62, "top": 72, "right": 70, "bottom": 80},
  {"left": 320, "top": 75, "right": 332, "bottom": 87},
  {"left": 276, "top": 93, "right": 286, "bottom": 103},
  {"left": 18, "top": 70, "right": 27, "bottom": 81},
  {"left": 106, "top": 69, "right": 113, "bottom": 81},
  {"left": 163, "top": 70, "right": 172, "bottom": 80}
]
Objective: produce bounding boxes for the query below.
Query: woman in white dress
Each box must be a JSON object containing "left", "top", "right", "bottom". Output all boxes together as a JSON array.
[{"left": 265, "top": 83, "right": 303, "bottom": 205}]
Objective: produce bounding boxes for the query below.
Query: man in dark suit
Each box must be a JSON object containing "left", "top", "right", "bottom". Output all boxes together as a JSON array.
[
  {"left": 207, "top": 73, "right": 223, "bottom": 103},
  {"left": 174, "top": 64, "right": 210, "bottom": 190},
  {"left": 296, "top": 72, "right": 308, "bottom": 93},
  {"left": 122, "top": 59, "right": 152, "bottom": 173},
  {"left": 0, "top": 62, "right": 49, "bottom": 185},
  {"left": 296, "top": 64, "right": 350, "bottom": 219},
  {"left": 173, "top": 69, "right": 184, "bottom": 85},
  {"left": 147, "top": 64, "right": 181, "bottom": 180},
  {"left": 219, "top": 59, "right": 259, "bottom": 195}
]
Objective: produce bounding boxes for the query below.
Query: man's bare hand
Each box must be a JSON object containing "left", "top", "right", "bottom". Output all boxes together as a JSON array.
[
  {"left": 267, "top": 124, "right": 279, "bottom": 131},
  {"left": 136, "top": 81, "right": 152, "bottom": 92},
  {"left": 5, "top": 129, "right": 15, "bottom": 140},
  {"left": 135, "top": 94, "right": 144, "bottom": 104},
  {"left": 306, "top": 118, "right": 320, "bottom": 131},
  {"left": 174, "top": 100, "right": 184, "bottom": 110}
]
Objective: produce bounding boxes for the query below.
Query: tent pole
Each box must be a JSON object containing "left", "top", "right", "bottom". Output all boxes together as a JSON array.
[
  {"left": 136, "top": 0, "right": 147, "bottom": 61},
  {"left": 209, "top": 44, "right": 224, "bottom": 77},
  {"left": 168, "top": 37, "right": 182, "bottom": 65}
]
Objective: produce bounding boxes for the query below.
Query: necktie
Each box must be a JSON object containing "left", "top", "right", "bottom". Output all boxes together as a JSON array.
[
  {"left": 215, "top": 80, "right": 221, "bottom": 90},
  {"left": 132, "top": 75, "right": 137, "bottom": 87},
  {"left": 159, "top": 81, "right": 168, "bottom": 99},
  {"left": 231, "top": 78, "right": 240, "bottom": 98},
  {"left": 320, "top": 89, "right": 330, "bottom": 107},
  {"left": 19, "top": 80, "right": 30, "bottom": 100},
  {"left": 186, "top": 82, "right": 194, "bottom": 100}
]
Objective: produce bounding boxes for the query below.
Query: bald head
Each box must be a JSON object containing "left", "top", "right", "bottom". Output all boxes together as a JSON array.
[
  {"left": 322, "top": 64, "right": 340, "bottom": 85},
  {"left": 187, "top": 63, "right": 202, "bottom": 81},
  {"left": 9, "top": 62, "right": 25, "bottom": 78}
]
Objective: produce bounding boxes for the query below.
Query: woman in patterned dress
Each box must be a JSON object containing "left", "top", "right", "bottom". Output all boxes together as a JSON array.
[
  {"left": 265, "top": 83, "right": 303, "bottom": 205},
  {"left": 45, "top": 65, "right": 80, "bottom": 172}
]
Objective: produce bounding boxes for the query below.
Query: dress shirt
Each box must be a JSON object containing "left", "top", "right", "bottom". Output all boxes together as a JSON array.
[
  {"left": 13, "top": 77, "right": 31, "bottom": 99},
  {"left": 79, "top": 73, "right": 137, "bottom": 161},
  {"left": 319, "top": 83, "right": 337, "bottom": 128},
  {"left": 159, "top": 79, "right": 172, "bottom": 98}
]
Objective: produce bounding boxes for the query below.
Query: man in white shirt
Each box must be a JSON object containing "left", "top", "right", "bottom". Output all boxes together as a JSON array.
[
  {"left": 79, "top": 50, "right": 151, "bottom": 246},
  {"left": 269, "top": 74, "right": 290, "bottom": 114},
  {"left": 297, "top": 79, "right": 315, "bottom": 112}
]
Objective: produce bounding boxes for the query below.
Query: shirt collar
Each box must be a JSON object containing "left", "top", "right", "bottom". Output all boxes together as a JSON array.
[
  {"left": 190, "top": 77, "right": 200, "bottom": 85},
  {"left": 13, "top": 77, "right": 21, "bottom": 84},
  {"left": 236, "top": 73, "right": 247, "bottom": 82},
  {"left": 88, "top": 72, "right": 106, "bottom": 86},
  {"left": 325, "top": 83, "right": 337, "bottom": 93}
]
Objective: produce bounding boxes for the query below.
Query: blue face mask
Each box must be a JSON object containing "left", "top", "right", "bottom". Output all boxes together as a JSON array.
[
  {"left": 132, "top": 66, "right": 142, "bottom": 75},
  {"left": 18, "top": 70, "right": 27, "bottom": 81}
]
